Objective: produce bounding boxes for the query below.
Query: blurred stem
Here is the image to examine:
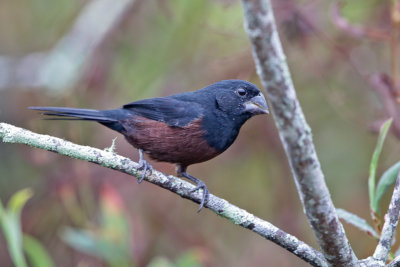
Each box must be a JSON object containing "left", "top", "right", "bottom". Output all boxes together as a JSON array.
[
  {"left": 0, "top": 122, "right": 327, "bottom": 267},
  {"left": 391, "top": 0, "right": 400, "bottom": 99},
  {"left": 241, "top": 0, "right": 357, "bottom": 266},
  {"left": 0, "top": 0, "right": 137, "bottom": 91},
  {"left": 373, "top": 171, "right": 400, "bottom": 263}
]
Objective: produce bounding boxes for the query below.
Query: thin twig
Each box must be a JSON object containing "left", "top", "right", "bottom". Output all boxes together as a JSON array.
[
  {"left": 373, "top": 171, "right": 400, "bottom": 263},
  {"left": 0, "top": 122, "right": 327, "bottom": 267},
  {"left": 241, "top": 0, "right": 357, "bottom": 265},
  {"left": 369, "top": 74, "right": 400, "bottom": 139},
  {"left": 388, "top": 254, "right": 400, "bottom": 266},
  {"left": 331, "top": 1, "right": 390, "bottom": 41},
  {"left": 391, "top": 0, "right": 400, "bottom": 98}
]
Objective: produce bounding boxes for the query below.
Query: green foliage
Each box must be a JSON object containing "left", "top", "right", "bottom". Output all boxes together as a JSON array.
[
  {"left": 0, "top": 188, "right": 54, "bottom": 267},
  {"left": 60, "top": 184, "right": 205, "bottom": 267},
  {"left": 61, "top": 185, "right": 133, "bottom": 267},
  {"left": 368, "top": 118, "right": 392, "bottom": 213},
  {"left": 338, "top": 119, "right": 399, "bottom": 240},
  {"left": 0, "top": 189, "right": 32, "bottom": 267},
  {"left": 147, "top": 250, "right": 203, "bottom": 267},
  {"left": 336, "top": 208, "right": 378, "bottom": 239},
  {"left": 374, "top": 161, "right": 400, "bottom": 214},
  {"left": 62, "top": 228, "right": 132, "bottom": 267},
  {"left": 22, "top": 235, "right": 55, "bottom": 267},
  {"left": 173, "top": 251, "right": 203, "bottom": 267}
]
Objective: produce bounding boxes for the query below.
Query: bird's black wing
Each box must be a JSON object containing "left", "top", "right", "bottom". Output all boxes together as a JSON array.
[{"left": 123, "top": 97, "right": 204, "bottom": 127}]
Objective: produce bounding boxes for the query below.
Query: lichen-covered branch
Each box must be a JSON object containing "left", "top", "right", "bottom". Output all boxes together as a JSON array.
[
  {"left": 241, "top": 0, "right": 357, "bottom": 265},
  {"left": 0, "top": 122, "right": 327, "bottom": 267},
  {"left": 388, "top": 255, "right": 400, "bottom": 267},
  {"left": 373, "top": 171, "right": 400, "bottom": 263}
]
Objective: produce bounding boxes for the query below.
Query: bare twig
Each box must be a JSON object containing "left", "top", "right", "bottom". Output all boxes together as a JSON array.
[
  {"left": 391, "top": 0, "right": 400, "bottom": 98},
  {"left": 369, "top": 74, "right": 400, "bottom": 138},
  {"left": 0, "top": 122, "right": 327, "bottom": 267},
  {"left": 331, "top": 2, "right": 390, "bottom": 41},
  {"left": 241, "top": 0, "right": 357, "bottom": 265},
  {"left": 373, "top": 171, "right": 400, "bottom": 263}
]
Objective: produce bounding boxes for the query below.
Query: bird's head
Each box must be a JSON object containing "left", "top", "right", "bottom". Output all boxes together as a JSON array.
[{"left": 209, "top": 80, "right": 269, "bottom": 118}]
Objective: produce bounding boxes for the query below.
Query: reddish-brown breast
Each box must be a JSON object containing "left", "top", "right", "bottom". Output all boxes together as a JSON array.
[{"left": 120, "top": 116, "right": 221, "bottom": 166}]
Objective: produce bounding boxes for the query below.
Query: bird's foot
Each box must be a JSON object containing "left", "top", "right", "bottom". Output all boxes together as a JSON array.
[
  {"left": 190, "top": 180, "right": 210, "bottom": 212},
  {"left": 137, "top": 149, "right": 153, "bottom": 183},
  {"left": 180, "top": 171, "right": 209, "bottom": 212}
]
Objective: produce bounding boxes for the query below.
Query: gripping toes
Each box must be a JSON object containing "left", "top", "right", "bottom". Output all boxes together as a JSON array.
[
  {"left": 137, "top": 149, "right": 153, "bottom": 183},
  {"left": 190, "top": 181, "right": 210, "bottom": 212}
]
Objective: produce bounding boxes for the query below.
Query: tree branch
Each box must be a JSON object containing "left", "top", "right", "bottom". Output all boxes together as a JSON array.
[
  {"left": 0, "top": 122, "right": 327, "bottom": 267},
  {"left": 241, "top": 0, "right": 357, "bottom": 265},
  {"left": 331, "top": 1, "right": 390, "bottom": 41},
  {"left": 373, "top": 171, "right": 400, "bottom": 263},
  {"left": 388, "top": 255, "right": 400, "bottom": 267}
]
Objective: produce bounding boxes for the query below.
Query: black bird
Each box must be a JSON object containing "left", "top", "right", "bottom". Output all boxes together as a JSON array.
[{"left": 30, "top": 80, "right": 269, "bottom": 211}]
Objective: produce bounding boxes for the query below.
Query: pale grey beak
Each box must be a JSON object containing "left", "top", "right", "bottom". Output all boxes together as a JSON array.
[{"left": 244, "top": 93, "right": 269, "bottom": 115}]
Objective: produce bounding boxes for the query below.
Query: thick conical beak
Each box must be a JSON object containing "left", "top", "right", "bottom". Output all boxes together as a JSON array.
[{"left": 244, "top": 93, "right": 269, "bottom": 115}]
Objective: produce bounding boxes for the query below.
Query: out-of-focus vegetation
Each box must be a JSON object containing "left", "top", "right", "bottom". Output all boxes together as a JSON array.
[
  {"left": 0, "top": 188, "right": 54, "bottom": 267},
  {"left": 1, "top": 0, "right": 400, "bottom": 266}
]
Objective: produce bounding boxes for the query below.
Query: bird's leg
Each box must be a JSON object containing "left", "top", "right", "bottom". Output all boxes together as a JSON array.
[
  {"left": 137, "top": 149, "right": 153, "bottom": 183},
  {"left": 176, "top": 165, "right": 209, "bottom": 212}
]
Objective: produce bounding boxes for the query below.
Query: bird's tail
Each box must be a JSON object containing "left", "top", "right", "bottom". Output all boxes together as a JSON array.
[{"left": 29, "top": 106, "right": 126, "bottom": 132}]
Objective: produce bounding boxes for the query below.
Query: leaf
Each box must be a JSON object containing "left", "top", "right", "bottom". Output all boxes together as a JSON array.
[
  {"left": 369, "top": 118, "right": 392, "bottom": 213},
  {"left": 146, "top": 251, "right": 203, "bottom": 267},
  {"left": 7, "top": 188, "right": 33, "bottom": 214},
  {"left": 99, "top": 184, "right": 130, "bottom": 248},
  {"left": 336, "top": 208, "right": 379, "bottom": 239},
  {"left": 175, "top": 250, "right": 203, "bottom": 267},
  {"left": 147, "top": 257, "right": 174, "bottom": 267},
  {"left": 0, "top": 200, "right": 4, "bottom": 218},
  {"left": 61, "top": 227, "right": 131, "bottom": 266},
  {"left": 0, "top": 188, "right": 33, "bottom": 267},
  {"left": 23, "top": 234, "right": 55, "bottom": 267},
  {"left": 373, "top": 161, "right": 400, "bottom": 214},
  {"left": 61, "top": 228, "right": 110, "bottom": 259},
  {"left": 61, "top": 185, "right": 133, "bottom": 267},
  {"left": 1, "top": 214, "right": 27, "bottom": 267}
]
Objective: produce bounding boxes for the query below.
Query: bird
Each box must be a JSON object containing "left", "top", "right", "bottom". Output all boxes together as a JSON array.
[{"left": 30, "top": 80, "right": 269, "bottom": 211}]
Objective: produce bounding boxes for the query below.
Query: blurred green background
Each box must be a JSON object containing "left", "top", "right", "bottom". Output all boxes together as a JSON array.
[{"left": 1, "top": 0, "right": 399, "bottom": 266}]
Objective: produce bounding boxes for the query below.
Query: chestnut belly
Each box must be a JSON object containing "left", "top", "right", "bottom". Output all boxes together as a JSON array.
[{"left": 121, "top": 116, "right": 221, "bottom": 166}]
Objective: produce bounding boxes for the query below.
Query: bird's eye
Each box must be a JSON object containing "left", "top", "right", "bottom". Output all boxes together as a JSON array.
[{"left": 237, "top": 88, "right": 247, "bottom": 96}]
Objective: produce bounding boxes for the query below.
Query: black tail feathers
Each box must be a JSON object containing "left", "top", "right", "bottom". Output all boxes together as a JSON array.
[
  {"left": 29, "top": 107, "right": 116, "bottom": 122},
  {"left": 29, "top": 107, "right": 125, "bottom": 132}
]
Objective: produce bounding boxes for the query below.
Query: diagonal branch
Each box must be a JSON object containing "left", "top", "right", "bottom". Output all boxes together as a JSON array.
[
  {"left": 388, "top": 254, "right": 400, "bottom": 267},
  {"left": 373, "top": 171, "right": 400, "bottom": 263},
  {"left": 241, "top": 0, "right": 357, "bottom": 265},
  {"left": 0, "top": 122, "right": 327, "bottom": 267}
]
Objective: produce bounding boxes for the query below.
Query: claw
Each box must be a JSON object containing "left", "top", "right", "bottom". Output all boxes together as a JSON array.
[
  {"left": 190, "top": 181, "right": 209, "bottom": 212},
  {"left": 137, "top": 149, "right": 153, "bottom": 183},
  {"left": 178, "top": 167, "right": 209, "bottom": 212}
]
